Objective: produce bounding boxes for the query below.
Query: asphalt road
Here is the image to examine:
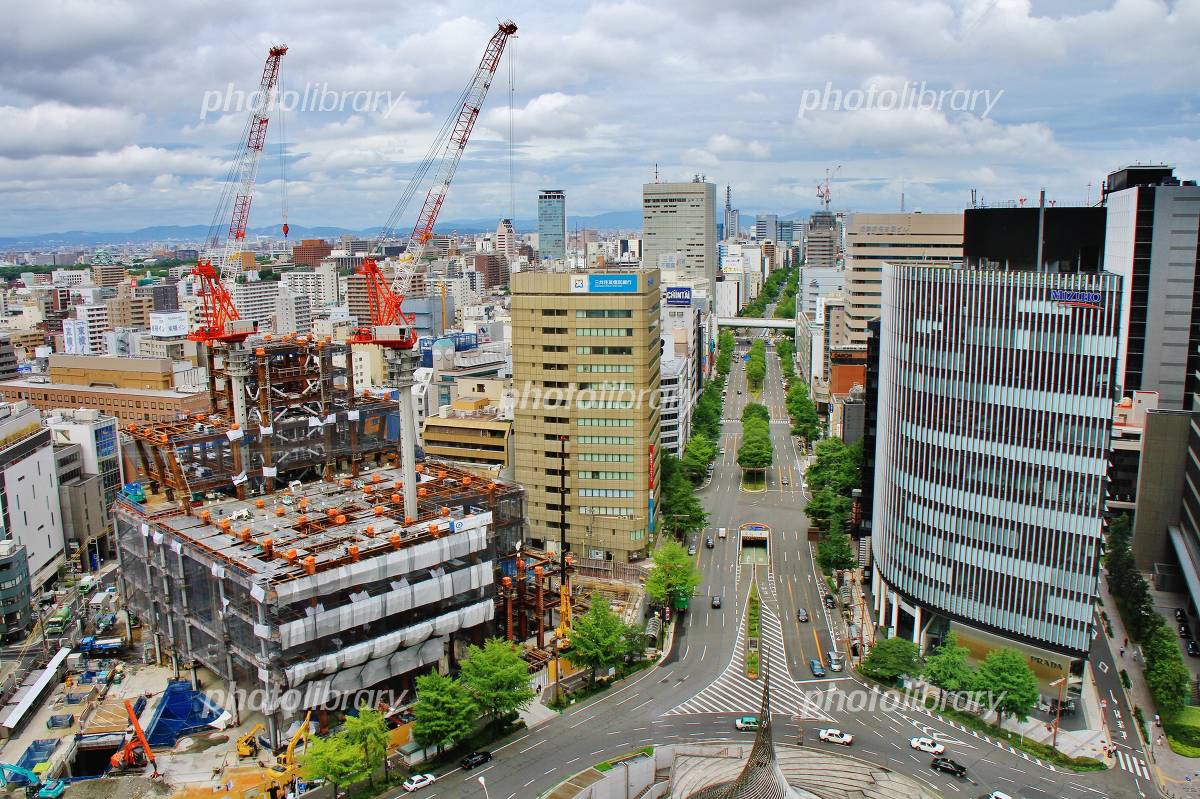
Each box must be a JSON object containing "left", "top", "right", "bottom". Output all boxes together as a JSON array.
[{"left": 397, "top": 340, "right": 1158, "bottom": 799}]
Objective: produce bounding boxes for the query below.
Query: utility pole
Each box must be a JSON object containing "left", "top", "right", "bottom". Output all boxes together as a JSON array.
[{"left": 555, "top": 434, "right": 567, "bottom": 707}]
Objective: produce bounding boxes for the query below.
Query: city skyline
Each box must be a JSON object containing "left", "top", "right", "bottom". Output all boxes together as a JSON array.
[{"left": 2, "top": 0, "right": 1197, "bottom": 236}]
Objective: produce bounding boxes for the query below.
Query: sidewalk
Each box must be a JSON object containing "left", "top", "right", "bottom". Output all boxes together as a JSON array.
[{"left": 1096, "top": 572, "right": 1199, "bottom": 792}]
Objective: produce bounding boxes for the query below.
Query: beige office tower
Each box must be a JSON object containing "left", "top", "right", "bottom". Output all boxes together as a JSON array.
[
  {"left": 511, "top": 269, "right": 662, "bottom": 563},
  {"left": 844, "top": 212, "right": 963, "bottom": 345},
  {"left": 643, "top": 180, "right": 717, "bottom": 284}
]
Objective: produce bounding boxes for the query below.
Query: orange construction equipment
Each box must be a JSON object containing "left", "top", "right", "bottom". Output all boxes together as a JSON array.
[{"left": 110, "top": 700, "right": 157, "bottom": 774}]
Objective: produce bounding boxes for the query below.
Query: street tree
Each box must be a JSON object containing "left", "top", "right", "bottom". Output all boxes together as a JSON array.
[
  {"left": 622, "top": 622, "right": 647, "bottom": 661},
  {"left": 737, "top": 427, "right": 773, "bottom": 477},
  {"left": 817, "top": 515, "right": 857, "bottom": 572},
  {"left": 644, "top": 540, "right": 702, "bottom": 608},
  {"left": 922, "top": 632, "right": 973, "bottom": 693},
  {"left": 804, "top": 486, "right": 852, "bottom": 528},
  {"left": 341, "top": 703, "right": 389, "bottom": 781},
  {"left": 741, "top": 403, "right": 770, "bottom": 426},
  {"left": 458, "top": 638, "right": 535, "bottom": 728},
  {"left": 412, "top": 672, "right": 477, "bottom": 755},
  {"left": 570, "top": 594, "right": 628, "bottom": 682},
  {"left": 1144, "top": 624, "right": 1191, "bottom": 719},
  {"left": 973, "top": 648, "right": 1038, "bottom": 723},
  {"left": 681, "top": 434, "right": 716, "bottom": 484},
  {"left": 861, "top": 636, "right": 921, "bottom": 683},
  {"left": 301, "top": 734, "right": 370, "bottom": 794}
]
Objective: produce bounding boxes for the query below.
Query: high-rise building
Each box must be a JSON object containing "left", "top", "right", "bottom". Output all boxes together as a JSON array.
[
  {"left": 91, "top": 263, "right": 128, "bottom": 288},
  {"left": 873, "top": 266, "right": 1120, "bottom": 661},
  {"left": 804, "top": 211, "right": 838, "bottom": 270},
  {"left": 643, "top": 178, "right": 717, "bottom": 284},
  {"left": 46, "top": 407, "right": 122, "bottom": 509},
  {"left": 511, "top": 269, "right": 661, "bottom": 562},
  {"left": 64, "top": 303, "right": 110, "bottom": 354},
  {"left": 723, "top": 185, "right": 739, "bottom": 241},
  {"left": 231, "top": 278, "right": 282, "bottom": 329},
  {"left": 1101, "top": 166, "right": 1200, "bottom": 410},
  {"left": 496, "top": 219, "right": 518, "bottom": 263},
  {"left": 137, "top": 282, "right": 180, "bottom": 312},
  {"left": 754, "top": 214, "right": 779, "bottom": 243},
  {"left": 0, "top": 402, "right": 65, "bottom": 595},
  {"left": 537, "top": 190, "right": 567, "bottom": 262},
  {"left": 274, "top": 285, "right": 312, "bottom": 334},
  {"left": 778, "top": 220, "right": 795, "bottom": 244},
  {"left": 283, "top": 263, "right": 339, "bottom": 307},
  {"left": 844, "top": 212, "right": 964, "bottom": 346},
  {"left": 293, "top": 238, "right": 333, "bottom": 268}
]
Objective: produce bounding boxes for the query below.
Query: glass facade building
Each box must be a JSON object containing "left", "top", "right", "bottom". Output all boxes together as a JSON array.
[
  {"left": 872, "top": 266, "right": 1121, "bottom": 654},
  {"left": 537, "top": 190, "right": 566, "bottom": 262}
]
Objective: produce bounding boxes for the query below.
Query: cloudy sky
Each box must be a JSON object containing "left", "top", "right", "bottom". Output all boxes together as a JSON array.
[{"left": 1, "top": 0, "right": 1197, "bottom": 236}]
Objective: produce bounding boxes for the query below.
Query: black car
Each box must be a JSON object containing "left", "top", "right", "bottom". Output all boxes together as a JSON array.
[
  {"left": 930, "top": 757, "right": 966, "bottom": 777},
  {"left": 1188, "top": 640, "right": 1200, "bottom": 658},
  {"left": 823, "top": 595, "right": 836, "bottom": 610},
  {"left": 1181, "top": 624, "right": 1193, "bottom": 639},
  {"left": 1177, "top": 607, "right": 1188, "bottom": 623},
  {"left": 705, "top": 537, "right": 715, "bottom": 549},
  {"left": 712, "top": 595, "right": 722, "bottom": 609},
  {"left": 797, "top": 608, "right": 809, "bottom": 623},
  {"left": 461, "top": 751, "right": 492, "bottom": 770}
]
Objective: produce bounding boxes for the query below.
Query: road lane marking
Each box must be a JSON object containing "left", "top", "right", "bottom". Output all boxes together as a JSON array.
[
  {"left": 519, "top": 740, "right": 545, "bottom": 753},
  {"left": 492, "top": 734, "right": 528, "bottom": 753}
]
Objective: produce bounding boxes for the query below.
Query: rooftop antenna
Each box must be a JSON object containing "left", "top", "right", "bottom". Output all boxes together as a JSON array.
[
  {"left": 900, "top": 179, "right": 905, "bottom": 213},
  {"left": 654, "top": 163, "right": 659, "bottom": 183}
]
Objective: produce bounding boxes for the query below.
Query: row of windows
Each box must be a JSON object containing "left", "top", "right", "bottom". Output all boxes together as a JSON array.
[
  {"left": 579, "top": 471, "right": 634, "bottom": 480},
  {"left": 578, "top": 418, "right": 634, "bottom": 427},
  {"left": 578, "top": 452, "right": 634, "bottom": 462},
  {"left": 578, "top": 488, "right": 635, "bottom": 498},
  {"left": 578, "top": 364, "right": 633, "bottom": 373},
  {"left": 578, "top": 400, "right": 636, "bottom": 409},
  {"left": 577, "top": 346, "right": 632, "bottom": 356},
  {"left": 578, "top": 506, "right": 634, "bottom": 518},
  {"left": 577, "top": 328, "right": 635, "bottom": 337},
  {"left": 577, "top": 382, "right": 634, "bottom": 391},
  {"left": 578, "top": 435, "right": 634, "bottom": 445},
  {"left": 577, "top": 309, "right": 633, "bottom": 318}
]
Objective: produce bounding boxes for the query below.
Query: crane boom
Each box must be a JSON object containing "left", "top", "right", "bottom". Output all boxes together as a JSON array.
[
  {"left": 190, "top": 44, "right": 286, "bottom": 346},
  {"left": 350, "top": 20, "right": 517, "bottom": 348}
]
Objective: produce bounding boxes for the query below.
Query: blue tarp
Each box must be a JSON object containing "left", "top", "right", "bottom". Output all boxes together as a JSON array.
[
  {"left": 144, "top": 680, "right": 227, "bottom": 748},
  {"left": 11, "top": 739, "right": 57, "bottom": 784}
]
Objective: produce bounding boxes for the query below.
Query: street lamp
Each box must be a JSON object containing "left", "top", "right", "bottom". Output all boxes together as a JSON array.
[{"left": 477, "top": 775, "right": 491, "bottom": 799}]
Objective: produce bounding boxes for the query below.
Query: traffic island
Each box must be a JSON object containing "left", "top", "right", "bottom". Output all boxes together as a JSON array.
[{"left": 745, "top": 584, "right": 761, "bottom": 679}]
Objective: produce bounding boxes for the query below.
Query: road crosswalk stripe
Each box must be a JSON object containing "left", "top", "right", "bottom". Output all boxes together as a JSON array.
[{"left": 1115, "top": 749, "right": 1150, "bottom": 779}]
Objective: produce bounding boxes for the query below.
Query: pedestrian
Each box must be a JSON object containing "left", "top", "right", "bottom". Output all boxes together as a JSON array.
[
  {"left": 1120, "top": 647, "right": 1126, "bottom": 657},
  {"left": 1156, "top": 713, "right": 1162, "bottom": 727},
  {"left": 1124, "top": 637, "right": 1128, "bottom": 648}
]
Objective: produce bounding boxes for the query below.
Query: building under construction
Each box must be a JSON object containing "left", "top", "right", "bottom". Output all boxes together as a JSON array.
[{"left": 115, "top": 336, "right": 526, "bottom": 746}]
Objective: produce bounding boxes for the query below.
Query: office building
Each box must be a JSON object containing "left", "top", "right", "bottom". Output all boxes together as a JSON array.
[
  {"left": 0, "top": 541, "right": 31, "bottom": 641},
  {"left": 0, "top": 381, "right": 209, "bottom": 424},
  {"left": 873, "top": 267, "right": 1120, "bottom": 661},
  {"left": 49, "top": 353, "right": 183, "bottom": 391},
  {"left": 778, "top": 220, "right": 796, "bottom": 244},
  {"left": 46, "top": 407, "right": 122, "bottom": 508},
  {"left": 537, "top": 190, "right": 567, "bottom": 262},
  {"left": 1101, "top": 166, "right": 1200, "bottom": 410},
  {"left": 54, "top": 442, "right": 110, "bottom": 571},
  {"left": 0, "top": 336, "right": 17, "bottom": 382},
  {"left": 91, "top": 263, "right": 128, "bottom": 288},
  {"left": 845, "top": 212, "right": 963, "bottom": 346},
  {"left": 231, "top": 279, "right": 282, "bottom": 330},
  {"left": 274, "top": 286, "right": 312, "bottom": 334},
  {"left": 283, "top": 264, "right": 339, "bottom": 307},
  {"left": 754, "top": 214, "right": 779, "bottom": 242},
  {"left": 643, "top": 179, "right": 717, "bottom": 284},
  {"left": 421, "top": 395, "right": 513, "bottom": 474},
  {"left": 293, "top": 238, "right": 333, "bottom": 268},
  {"left": 0, "top": 402, "right": 65, "bottom": 594},
  {"left": 804, "top": 211, "right": 838, "bottom": 269},
  {"left": 496, "top": 219, "right": 518, "bottom": 263},
  {"left": 64, "top": 304, "right": 110, "bottom": 355},
  {"left": 138, "top": 282, "right": 180, "bottom": 312},
  {"left": 723, "top": 185, "right": 740, "bottom": 241},
  {"left": 106, "top": 287, "right": 154, "bottom": 330},
  {"left": 511, "top": 269, "right": 661, "bottom": 562}
]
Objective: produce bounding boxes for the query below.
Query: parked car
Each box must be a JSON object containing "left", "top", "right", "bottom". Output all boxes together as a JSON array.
[
  {"left": 818, "top": 728, "right": 853, "bottom": 746},
  {"left": 734, "top": 716, "right": 759, "bottom": 731},
  {"left": 824, "top": 595, "right": 836, "bottom": 610},
  {"left": 1181, "top": 624, "right": 1193, "bottom": 639},
  {"left": 797, "top": 608, "right": 809, "bottom": 623},
  {"left": 461, "top": 751, "right": 492, "bottom": 770},
  {"left": 1177, "top": 607, "right": 1188, "bottom": 623},
  {"left": 910, "top": 737, "right": 945, "bottom": 755},
  {"left": 809, "top": 659, "right": 826, "bottom": 678},
  {"left": 712, "top": 596, "right": 722, "bottom": 609},
  {"left": 402, "top": 774, "right": 436, "bottom": 792},
  {"left": 688, "top": 544, "right": 697, "bottom": 556},
  {"left": 930, "top": 757, "right": 966, "bottom": 777},
  {"left": 1188, "top": 640, "right": 1200, "bottom": 658}
]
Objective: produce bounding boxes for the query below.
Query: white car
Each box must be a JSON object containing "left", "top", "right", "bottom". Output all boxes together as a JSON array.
[
  {"left": 402, "top": 774, "right": 436, "bottom": 792},
  {"left": 983, "top": 793, "right": 1013, "bottom": 799},
  {"left": 909, "top": 736, "right": 945, "bottom": 755},
  {"left": 817, "top": 728, "right": 853, "bottom": 746}
]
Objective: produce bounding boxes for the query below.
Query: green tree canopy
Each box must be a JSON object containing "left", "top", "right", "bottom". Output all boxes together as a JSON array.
[
  {"left": 922, "top": 632, "right": 974, "bottom": 693},
  {"left": 644, "top": 540, "right": 702, "bottom": 607},
  {"left": 458, "top": 638, "right": 535, "bottom": 727},
  {"left": 816, "top": 515, "right": 857, "bottom": 573},
  {"left": 972, "top": 648, "right": 1038, "bottom": 723},
  {"left": 737, "top": 425, "right": 773, "bottom": 472},
  {"left": 570, "top": 594, "right": 629, "bottom": 681},
  {"left": 341, "top": 704, "right": 389, "bottom": 780},
  {"left": 301, "top": 734, "right": 370, "bottom": 791},
  {"left": 862, "top": 637, "right": 921, "bottom": 683},
  {"left": 412, "top": 671, "right": 477, "bottom": 754},
  {"left": 680, "top": 434, "right": 717, "bottom": 484},
  {"left": 741, "top": 403, "right": 770, "bottom": 426}
]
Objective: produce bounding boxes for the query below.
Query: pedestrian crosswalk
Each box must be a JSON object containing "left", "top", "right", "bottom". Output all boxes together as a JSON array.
[
  {"left": 666, "top": 580, "right": 832, "bottom": 721},
  {"left": 1114, "top": 748, "right": 1150, "bottom": 779}
]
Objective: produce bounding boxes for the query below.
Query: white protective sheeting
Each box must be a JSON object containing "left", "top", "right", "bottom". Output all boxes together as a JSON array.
[
  {"left": 283, "top": 599, "right": 494, "bottom": 687},
  {"left": 273, "top": 524, "right": 488, "bottom": 605},
  {"left": 276, "top": 562, "right": 493, "bottom": 649}
]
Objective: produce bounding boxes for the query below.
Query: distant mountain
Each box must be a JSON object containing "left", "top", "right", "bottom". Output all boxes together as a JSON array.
[{"left": 0, "top": 209, "right": 647, "bottom": 249}]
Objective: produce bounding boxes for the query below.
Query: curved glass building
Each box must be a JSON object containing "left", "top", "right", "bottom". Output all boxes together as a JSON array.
[{"left": 871, "top": 266, "right": 1121, "bottom": 655}]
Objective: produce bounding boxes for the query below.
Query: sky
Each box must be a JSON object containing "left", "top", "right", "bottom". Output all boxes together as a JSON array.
[{"left": 1, "top": 0, "right": 1198, "bottom": 237}]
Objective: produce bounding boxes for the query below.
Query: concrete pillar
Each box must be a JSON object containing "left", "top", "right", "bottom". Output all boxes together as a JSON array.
[
  {"left": 386, "top": 349, "right": 420, "bottom": 518},
  {"left": 890, "top": 594, "right": 900, "bottom": 632},
  {"left": 911, "top": 604, "right": 923, "bottom": 650}
]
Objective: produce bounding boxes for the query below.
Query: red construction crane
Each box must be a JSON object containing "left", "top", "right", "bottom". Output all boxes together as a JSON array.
[
  {"left": 349, "top": 20, "right": 518, "bottom": 349},
  {"left": 189, "top": 44, "right": 288, "bottom": 346}
]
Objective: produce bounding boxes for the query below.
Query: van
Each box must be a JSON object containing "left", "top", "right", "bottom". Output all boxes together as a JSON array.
[
  {"left": 826, "top": 651, "right": 844, "bottom": 672},
  {"left": 809, "top": 659, "right": 826, "bottom": 678},
  {"left": 718, "top": 528, "right": 727, "bottom": 539}
]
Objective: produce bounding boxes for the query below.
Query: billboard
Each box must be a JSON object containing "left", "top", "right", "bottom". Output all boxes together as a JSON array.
[
  {"left": 570, "top": 274, "right": 639, "bottom": 294},
  {"left": 665, "top": 286, "right": 692, "bottom": 307},
  {"left": 150, "top": 311, "right": 189, "bottom": 338}
]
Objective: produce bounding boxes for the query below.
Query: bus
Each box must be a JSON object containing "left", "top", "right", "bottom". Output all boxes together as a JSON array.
[{"left": 44, "top": 607, "right": 71, "bottom": 636}]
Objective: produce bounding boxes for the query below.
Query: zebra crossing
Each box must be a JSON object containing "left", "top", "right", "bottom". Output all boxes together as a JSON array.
[
  {"left": 666, "top": 582, "right": 833, "bottom": 720},
  {"left": 1114, "top": 748, "right": 1151, "bottom": 779}
]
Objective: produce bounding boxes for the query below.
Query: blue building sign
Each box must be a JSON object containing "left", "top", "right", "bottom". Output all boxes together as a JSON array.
[
  {"left": 1050, "top": 289, "right": 1103, "bottom": 309},
  {"left": 665, "top": 286, "right": 692, "bottom": 306},
  {"left": 571, "top": 274, "right": 639, "bottom": 294}
]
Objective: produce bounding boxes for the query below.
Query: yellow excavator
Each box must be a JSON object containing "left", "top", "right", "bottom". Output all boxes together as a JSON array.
[
  {"left": 264, "top": 711, "right": 311, "bottom": 787},
  {"left": 236, "top": 723, "right": 265, "bottom": 759}
]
